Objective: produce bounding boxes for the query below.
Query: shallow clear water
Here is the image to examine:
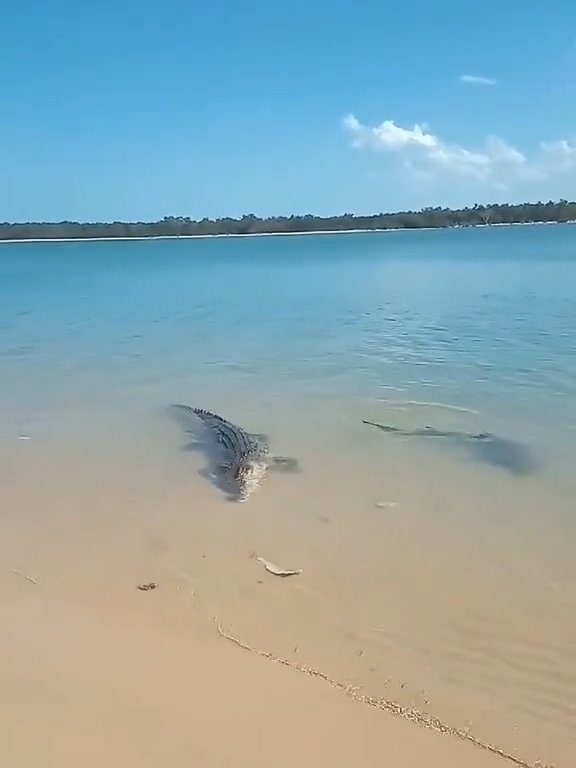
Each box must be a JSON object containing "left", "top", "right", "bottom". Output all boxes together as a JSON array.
[
  {"left": 1, "top": 225, "right": 576, "bottom": 765},
  {"left": 2, "top": 226, "right": 576, "bottom": 432}
]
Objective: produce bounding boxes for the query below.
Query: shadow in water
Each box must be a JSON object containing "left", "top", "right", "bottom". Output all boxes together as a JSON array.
[
  {"left": 169, "top": 406, "right": 239, "bottom": 501},
  {"left": 362, "top": 420, "right": 542, "bottom": 476},
  {"left": 468, "top": 435, "right": 541, "bottom": 476}
]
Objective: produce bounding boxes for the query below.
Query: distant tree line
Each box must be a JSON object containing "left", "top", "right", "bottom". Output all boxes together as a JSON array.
[{"left": 1, "top": 200, "right": 575, "bottom": 241}]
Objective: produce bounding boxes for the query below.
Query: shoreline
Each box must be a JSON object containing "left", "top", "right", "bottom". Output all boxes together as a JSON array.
[
  {"left": 0, "top": 220, "right": 572, "bottom": 245},
  {"left": 1, "top": 431, "right": 571, "bottom": 768},
  {"left": 0, "top": 590, "right": 508, "bottom": 768}
]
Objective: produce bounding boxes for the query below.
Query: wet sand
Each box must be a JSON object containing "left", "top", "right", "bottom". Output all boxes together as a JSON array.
[
  {"left": 1, "top": 591, "right": 507, "bottom": 768},
  {"left": 1, "top": 415, "right": 575, "bottom": 767}
]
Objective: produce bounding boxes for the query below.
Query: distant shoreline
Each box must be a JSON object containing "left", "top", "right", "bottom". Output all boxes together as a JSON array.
[
  {"left": 0, "top": 219, "right": 572, "bottom": 245},
  {"left": 2, "top": 200, "right": 574, "bottom": 243}
]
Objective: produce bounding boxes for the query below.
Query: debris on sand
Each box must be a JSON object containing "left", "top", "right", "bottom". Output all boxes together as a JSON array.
[
  {"left": 136, "top": 582, "right": 157, "bottom": 591},
  {"left": 255, "top": 556, "right": 302, "bottom": 577},
  {"left": 11, "top": 569, "right": 39, "bottom": 585},
  {"left": 375, "top": 501, "right": 398, "bottom": 510}
]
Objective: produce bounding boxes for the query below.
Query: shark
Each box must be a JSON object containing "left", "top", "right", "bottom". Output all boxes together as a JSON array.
[{"left": 362, "top": 419, "right": 540, "bottom": 476}]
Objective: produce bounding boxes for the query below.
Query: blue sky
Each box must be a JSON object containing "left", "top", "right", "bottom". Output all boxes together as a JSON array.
[{"left": 1, "top": 1, "right": 575, "bottom": 221}]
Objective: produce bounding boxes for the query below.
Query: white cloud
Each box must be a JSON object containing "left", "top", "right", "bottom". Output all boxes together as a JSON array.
[
  {"left": 343, "top": 114, "right": 576, "bottom": 188},
  {"left": 539, "top": 139, "right": 576, "bottom": 171},
  {"left": 460, "top": 74, "right": 496, "bottom": 86},
  {"left": 344, "top": 114, "right": 524, "bottom": 181},
  {"left": 342, "top": 114, "right": 437, "bottom": 150}
]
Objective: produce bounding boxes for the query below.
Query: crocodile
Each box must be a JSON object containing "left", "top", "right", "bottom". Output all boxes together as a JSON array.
[{"left": 170, "top": 405, "right": 298, "bottom": 501}]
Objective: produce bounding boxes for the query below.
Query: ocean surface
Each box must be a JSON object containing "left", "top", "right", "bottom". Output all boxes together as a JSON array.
[{"left": 1, "top": 225, "right": 575, "bottom": 766}]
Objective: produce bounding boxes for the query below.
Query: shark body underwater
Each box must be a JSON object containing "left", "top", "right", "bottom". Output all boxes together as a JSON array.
[
  {"left": 170, "top": 405, "right": 298, "bottom": 502},
  {"left": 362, "top": 420, "right": 541, "bottom": 476}
]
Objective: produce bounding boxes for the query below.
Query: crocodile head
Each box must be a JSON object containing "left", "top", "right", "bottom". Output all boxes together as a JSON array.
[{"left": 234, "top": 454, "right": 268, "bottom": 502}]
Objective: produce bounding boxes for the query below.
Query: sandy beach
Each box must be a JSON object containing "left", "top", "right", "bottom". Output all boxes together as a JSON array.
[
  {"left": 2, "top": 227, "right": 575, "bottom": 767},
  {"left": 1, "top": 425, "right": 573, "bottom": 768},
  {"left": 1, "top": 579, "right": 507, "bottom": 768}
]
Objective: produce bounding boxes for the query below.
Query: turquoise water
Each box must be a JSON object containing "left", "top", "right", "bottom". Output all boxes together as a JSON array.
[
  {"left": 1, "top": 225, "right": 575, "bottom": 456},
  {"left": 2, "top": 225, "right": 576, "bottom": 764}
]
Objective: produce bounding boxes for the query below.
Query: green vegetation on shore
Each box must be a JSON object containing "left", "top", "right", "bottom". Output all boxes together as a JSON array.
[{"left": 1, "top": 201, "right": 575, "bottom": 240}]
